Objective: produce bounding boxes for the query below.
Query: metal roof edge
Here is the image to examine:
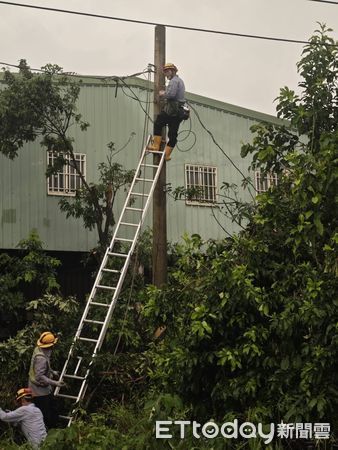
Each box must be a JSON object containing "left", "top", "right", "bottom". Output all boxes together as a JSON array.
[
  {"left": 59, "top": 75, "right": 288, "bottom": 125},
  {"left": 0, "top": 72, "right": 287, "bottom": 125}
]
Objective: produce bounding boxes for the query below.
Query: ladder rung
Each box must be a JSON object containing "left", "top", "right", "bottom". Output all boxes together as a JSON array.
[
  {"left": 130, "top": 192, "right": 149, "bottom": 197},
  {"left": 63, "top": 374, "right": 86, "bottom": 380},
  {"left": 146, "top": 150, "right": 163, "bottom": 154},
  {"left": 140, "top": 163, "right": 159, "bottom": 168},
  {"left": 56, "top": 393, "right": 79, "bottom": 400},
  {"left": 59, "top": 415, "right": 72, "bottom": 420},
  {"left": 114, "top": 237, "right": 134, "bottom": 242},
  {"left": 119, "top": 222, "right": 139, "bottom": 227},
  {"left": 89, "top": 301, "right": 109, "bottom": 307},
  {"left": 83, "top": 319, "right": 105, "bottom": 325},
  {"left": 78, "top": 337, "right": 99, "bottom": 343},
  {"left": 96, "top": 284, "right": 116, "bottom": 291},
  {"left": 135, "top": 177, "right": 154, "bottom": 182},
  {"left": 107, "top": 251, "right": 128, "bottom": 257},
  {"left": 125, "top": 207, "right": 143, "bottom": 212},
  {"left": 102, "top": 268, "right": 120, "bottom": 273}
]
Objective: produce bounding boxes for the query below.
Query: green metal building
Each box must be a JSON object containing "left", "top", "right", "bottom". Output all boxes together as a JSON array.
[{"left": 0, "top": 75, "right": 283, "bottom": 253}]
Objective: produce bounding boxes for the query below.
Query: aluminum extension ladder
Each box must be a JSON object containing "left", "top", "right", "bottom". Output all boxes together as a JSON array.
[{"left": 54, "top": 136, "right": 165, "bottom": 426}]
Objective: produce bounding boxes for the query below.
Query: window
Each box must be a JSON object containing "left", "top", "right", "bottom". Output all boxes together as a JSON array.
[
  {"left": 47, "top": 151, "right": 86, "bottom": 196},
  {"left": 185, "top": 164, "right": 217, "bottom": 205},
  {"left": 254, "top": 170, "right": 278, "bottom": 194}
]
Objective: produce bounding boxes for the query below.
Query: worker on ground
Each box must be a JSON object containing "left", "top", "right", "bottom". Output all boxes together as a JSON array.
[
  {"left": 148, "top": 63, "right": 186, "bottom": 161},
  {"left": 0, "top": 387, "right": 47, "bottom": 449},
  {"left": 28, "top": 331, "right": 64, "bottom": 429}
]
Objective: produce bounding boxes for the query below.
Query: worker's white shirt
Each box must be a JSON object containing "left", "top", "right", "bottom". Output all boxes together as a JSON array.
[{"left": 0, "top": 403, "right": 47, "bottom": 448}]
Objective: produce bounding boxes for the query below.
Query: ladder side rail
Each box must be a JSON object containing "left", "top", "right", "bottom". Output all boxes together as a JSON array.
[
  {"left": 91, "top": 149, "right": 166, "bottom": 354},
  {"left": 56, "top": 138, "right": 153, "bottom": 392},
  {"left": 108, "top": 136, "right": 151, "bottom": 249},
  {"left": 75, "top": 247, "right": 110, "bottom": 327},
  {"left": 68, "top": 150, "right": 166, "bottom": 405},
  {"left": 69, "top": 248, "right": 136, "bottom": 409},
  {"left": 56, "top": 136, "right": 163, "bottom": 414},
  {"left": 55, "top": 247, "right": 113, "bottom": 395},
  {"left": 93, "top": 225, "right": 141, "bottom": 353},
  {"left": 90, "top": 149, "right": 166, "bottom": 356},
  {"left": 138, "top": 152, "right": 166, "bottom": 228}
]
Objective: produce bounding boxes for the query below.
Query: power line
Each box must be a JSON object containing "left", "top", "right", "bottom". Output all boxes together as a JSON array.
[
  {"left": 0, "top": 60, "right": 153, "bottom": 81},
  {"left": 0, "top": 1, "right": 334, "bottom": 46},
  {"left": 0, "top": 61, "right": 46, "bottom": 72},
  {"left": 308, "top": 0, "right": 338, "bottom": 4}
]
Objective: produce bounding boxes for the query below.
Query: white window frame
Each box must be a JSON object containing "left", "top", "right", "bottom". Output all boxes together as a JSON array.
[
  {"left": 47, "top": 151, "right": 86, "bottom": 196},
  {"left": 254, "top": 170, "right": 278, "bottom": 194},
  {"left": 185, "top": 164, "right": 217, "bottom": 206}
]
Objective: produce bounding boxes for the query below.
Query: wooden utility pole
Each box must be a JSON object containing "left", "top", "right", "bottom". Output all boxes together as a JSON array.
[{"left": 152, "top": 25, "right": 167, "bottom": 286}]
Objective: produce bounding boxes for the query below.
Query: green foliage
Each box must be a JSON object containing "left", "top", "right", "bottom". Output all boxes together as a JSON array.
[
  {"left": 0, "top": 294, "right": 79, "bottom": 406},
  {"left": 0, "top": 60, "right": 88, "bottom": 159},
  {"left": 59, "top": 143, "right": 134, "bottom": 250},
  {"left": 141, "top": 24, "right": 338, "bottom": 433},
  {"left": 0, "top": 230, "right": 61, "bottom": 337},
  {"left": 16, "top": 230, "right": 61, "bottom": 290}
]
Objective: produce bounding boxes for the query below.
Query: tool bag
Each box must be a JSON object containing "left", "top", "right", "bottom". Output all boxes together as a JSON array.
[{"left": 179, "top": 102, "right": 190, "bottom": 121}]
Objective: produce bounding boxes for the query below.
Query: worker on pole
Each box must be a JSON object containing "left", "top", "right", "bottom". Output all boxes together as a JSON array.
[
  {"left": 148, "top": 63, "right": 187, "bottom": 161},
  {"left": 28, "top": 331, "right": 64, "bottom": 429},
  {"left": 0, "top": 388, "right": 47, "bottom": 448}
]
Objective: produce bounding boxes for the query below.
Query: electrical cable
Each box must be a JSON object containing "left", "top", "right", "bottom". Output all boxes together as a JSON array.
[
  {"left": 114, "top": 77, "right": 257, "bottom": 202},
  {"left": 0, "top": 1, "right": 337, "bottom": 47},
  {"left": 307, "top": 0, "right": 338, "bottom": 4},
  {"left": 119, "top": 84, "right": 153, "bottom": 105},
  {"left": 210, "top": 206, "right": 233, "bottom": 238},
  {"left": 0, "top": 60, "right": 154, "bottom": 82},
  {"left": 176, "top": 117, "right": 197, "bottom": 153},
  {"left": 188, "top": 102, "right": 257, "bottom": 199},
  {"left": 176, "top": 130, "right": 197, "bottom": 152},
  {"left": 115, "top": 76, "right": 154, "bottom": 123}
]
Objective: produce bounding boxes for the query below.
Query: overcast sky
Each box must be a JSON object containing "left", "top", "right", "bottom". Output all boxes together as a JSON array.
[{"left": 0, "top": 0, "right": 337, "bottom": 116}]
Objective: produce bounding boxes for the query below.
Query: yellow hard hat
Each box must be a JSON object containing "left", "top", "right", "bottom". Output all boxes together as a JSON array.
[
  {"left": 163, "top": 63, "right": 178, "bottom": 72},
  {"left": 16, "top": 388, "right": 33, "bottom": 402},
  {"left": 37, "top": 331, "right": 58, "bottom": 348}
]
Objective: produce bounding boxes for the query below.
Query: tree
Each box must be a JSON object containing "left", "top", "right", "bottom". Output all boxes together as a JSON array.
[
  {"left": 0, "top": 61, "right": 134, "bottom": 250},
  {"left": 59, "top": 142, "right": 134, "bottom": 251},
  {"left": 143, "top": 24, "right": 338, "bottom": 435},
  {"left": 0, "top": 230, "right": 60, "bottom": 338},
  {"left": 0, "top": 60, "right": 88, "bottom": 159}
]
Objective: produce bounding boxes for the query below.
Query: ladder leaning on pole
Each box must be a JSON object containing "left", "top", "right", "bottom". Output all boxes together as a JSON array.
[{"left": 54, "top": 135, "right": 165, "bottom": 426}]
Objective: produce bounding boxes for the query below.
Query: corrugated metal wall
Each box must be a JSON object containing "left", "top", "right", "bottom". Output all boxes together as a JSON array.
[{"left": 0, "top": 76, "right": 282, "bottom": 251}]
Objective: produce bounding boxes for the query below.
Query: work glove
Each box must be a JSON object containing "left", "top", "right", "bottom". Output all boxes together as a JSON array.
[
  {"left": 55, "top": 380, "right": 66, "bottom": 388},
  {"left": 51, "top": 370, "right": 60, "bottom": 378}
]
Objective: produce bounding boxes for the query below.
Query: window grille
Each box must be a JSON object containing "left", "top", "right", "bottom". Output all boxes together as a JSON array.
[
  {"left": 254, "top": 170, "right": 278, "bottom": 194},
  {"left": 185, "top": 164, "right": 217, "bottom": 205},
  {"left": 47, "top": 152, "right": 86, "bottom": 196}
]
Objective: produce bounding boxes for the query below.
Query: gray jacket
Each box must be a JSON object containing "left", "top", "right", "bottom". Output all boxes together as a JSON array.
[
  {"left": 163, "top": 75, "right": 185, "bottom": 116},
  {"left": 28, "top": 347, "right": 58, "bottom": 396},
  {"left": 0, "top": 403, "right": 47, "bottom": 448}
]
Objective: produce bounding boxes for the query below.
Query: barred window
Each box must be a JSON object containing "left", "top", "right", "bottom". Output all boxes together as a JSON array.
[
  {"left": 185, "top": 164, "right": 217, "bottom": 205},
  {"left": 47, "top": 151, "right": 86, "bottom": 196},
  {"left": 254, "top": 170, "right": 278, "bottom": 194}
]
